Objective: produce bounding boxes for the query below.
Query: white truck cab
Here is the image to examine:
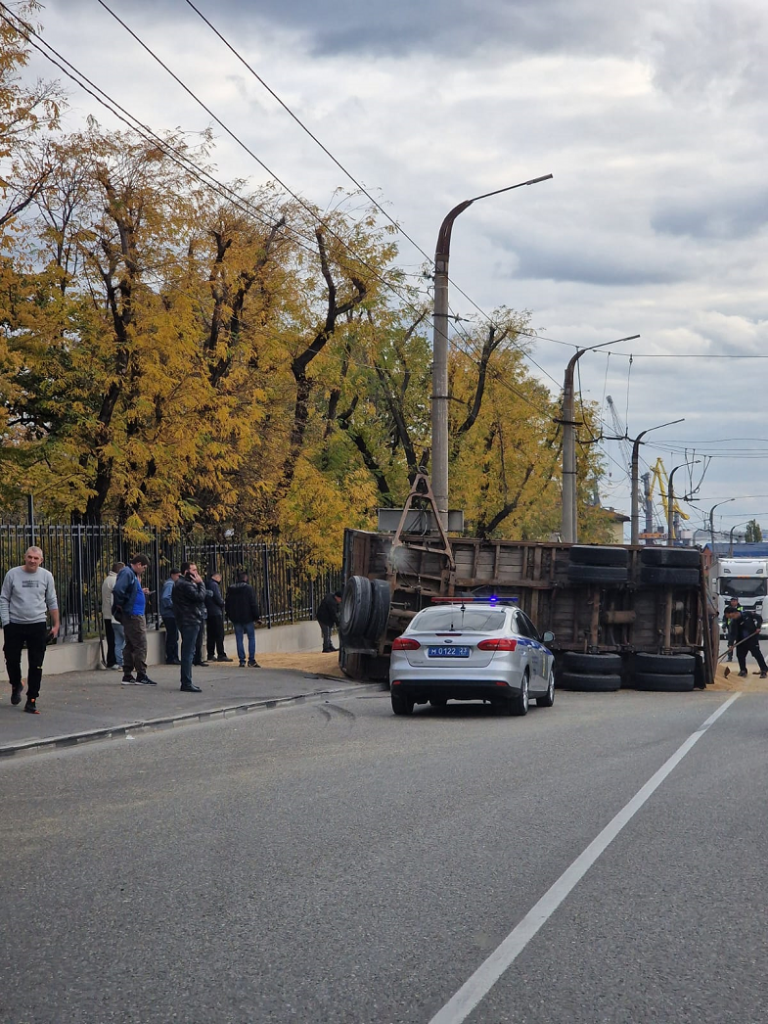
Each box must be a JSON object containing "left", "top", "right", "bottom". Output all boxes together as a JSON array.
[{"left": 717, "top": 558, "right": 768, "bottom": 637}]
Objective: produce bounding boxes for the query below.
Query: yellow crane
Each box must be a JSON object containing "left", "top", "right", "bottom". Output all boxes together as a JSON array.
[{"left": 647, "top": 457, "right": 689, "bottom": 536}]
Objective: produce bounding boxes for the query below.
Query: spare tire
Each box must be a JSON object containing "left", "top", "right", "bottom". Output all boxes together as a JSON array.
[
  {"left": 639, "top": 567, "right": 700, "bottom": 587},
  {"left": 569, "top": 545, "right": 629, "bottom": 567},
  {"left": 635, "top": 653, "right": 696, "bottom": 675},
  {"left": 365, "top": 579, "right": 391, "bottom": 643},
  {"left": 561, "top": 652, "right": 623, "bottom": 674},
  {"left": 641, "top": 548, "right": 701, "bottom": 568},
  {"left": 634, "top": 672, "right": 695, "bottom": 692},
  {"left": 339, "top": 576, "right": 372, "bottom": 638},
  {"left": 559, "top": 671, "right": 622, "bottom": 692},
  {"left": 567, "top": 564, "right": 628, "bottom": 585}
]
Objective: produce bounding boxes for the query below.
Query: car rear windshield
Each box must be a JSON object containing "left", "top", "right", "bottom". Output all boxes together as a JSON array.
[{"left": 410, "top": 608, "right": 508, "bottom": 632}]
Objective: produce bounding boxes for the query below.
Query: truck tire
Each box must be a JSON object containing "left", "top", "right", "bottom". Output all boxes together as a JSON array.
[
  {"left": 559, "top": 671, "right": 622, "bottom": 692},
  {"left": 639, "top": 567, "right": 700, "bottom": 587},
  {"left": 561, "top": 652, "right": 623, "bottom": 674},
  {"left": 365, "top": 579, "right": 391, "bottom": 643},
  {"left": 569, "top": 545, "right": 629, "bottom": 567},
  {"left": 567, "top": 564, "right": 628, "bottom": 585},
  {"left": 640, "top": 548, "right": 701, "bottom": 568},
  {"left": 634, "top": 653, "right": 696, "bottom": 675},
  {"left": 339, "top": 576, "right": 372, "bottom": 638},
  {"left": 634, "top": 672, "right": 695, "bottom": 692}
]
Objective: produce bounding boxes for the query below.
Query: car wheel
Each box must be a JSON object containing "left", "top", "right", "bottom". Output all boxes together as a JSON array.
[
  {"left": 537, "top": 668, "right": 555, "bottom": 708},
  {"left": 391, "top": 691, "right": 414, "bottom": 715},
  {"left": 509, "top": 673, "right": 530, "bottom": 716}
]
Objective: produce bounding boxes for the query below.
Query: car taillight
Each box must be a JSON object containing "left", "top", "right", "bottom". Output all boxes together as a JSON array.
[
  {"left": 392, "top": 637, "right": 421, "bottom": 651},
  {"left": 477, "top": 638, "right": 517, "bottom": 652}
]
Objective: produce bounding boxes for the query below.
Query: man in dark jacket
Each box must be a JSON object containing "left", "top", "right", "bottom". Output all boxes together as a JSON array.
[
  {"left": 224, "top": 571, "right": 261, "bottom": 667},
  {"left": 727, "top": 607, "right": 768, "bottom": 678},
  {"left": 172, "top": 561, "right": 207, "bottom": 692},
  {"left": 205, "top": 571, "right": 231, "bottom": 662},
  {"left": 317, "top": 589, "right": 342, "bottom": 652}
]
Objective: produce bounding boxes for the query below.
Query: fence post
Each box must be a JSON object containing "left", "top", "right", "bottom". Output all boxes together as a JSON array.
[{"left": 262, "top": 544, "right": 272, "bottom": 628}]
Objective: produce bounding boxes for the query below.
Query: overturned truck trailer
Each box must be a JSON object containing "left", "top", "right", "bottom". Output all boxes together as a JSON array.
[{"left": 339, "top": 482, "right": 718, "bottom": 693}]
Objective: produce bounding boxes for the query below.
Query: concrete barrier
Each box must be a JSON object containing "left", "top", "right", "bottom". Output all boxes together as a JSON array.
[{"left": 0, "top": 620, "right": 322, "bottom": 681}]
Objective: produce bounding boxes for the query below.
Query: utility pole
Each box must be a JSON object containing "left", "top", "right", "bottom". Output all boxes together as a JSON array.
[
  {"left": 560, "top": 335, "right": 639, "bottom": 543},
  {"left": 629, "top": 418, "right": 684, "bottom": 545},
  {"left": 431, "top": 174, "right": 552, "bottom": 528}
]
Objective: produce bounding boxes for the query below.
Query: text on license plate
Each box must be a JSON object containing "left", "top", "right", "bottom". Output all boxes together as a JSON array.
[{"left": 428, "top": 646, "right": 470, "bottom": 658}]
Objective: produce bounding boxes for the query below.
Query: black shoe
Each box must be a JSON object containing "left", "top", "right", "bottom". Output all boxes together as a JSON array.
[
  {"left": 166, "top": 659, "right": 181, "bottom": 665},
  {"left": 121, "top": 675, "right": 136, "bottom": 685},
  {"left": 248, "top": 661, "right": 261, "bottom": 668},
  {"left": 194, "top": 661, "right": 209, "bottom": 667},
  {"left": 137, "top": 676, "right": 157, "bottom": 685},
  {"left": 10, "top": 682, "right": 23, "bottom": 705},
  {"left": 239, "top": 661, "right": 246, "bottom": 667},
  {"left": 217, "top": 655, "right": 233, "bottom": 662},
  {"left": 180, "top": 683, "right": 201, "bottom": 692},
  {"left": 322, "top": 647, "right": 337, "bottom": 653},
  {"left": 24, "top": 697, "right": 39, "bottom": 714},
  {"left": 738, "top": 670, "right": 748, "bottom": 677}
]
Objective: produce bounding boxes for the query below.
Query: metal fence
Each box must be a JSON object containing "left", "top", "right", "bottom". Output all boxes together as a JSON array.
[{"left": 0, "top": 524, "right": 343, "bottom": 643}]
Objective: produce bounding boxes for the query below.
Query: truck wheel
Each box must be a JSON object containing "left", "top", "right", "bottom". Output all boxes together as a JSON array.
[
  {"left": 639, "top": 567, "right": 700, "bottom": 587},
  {"left": 339, "top": 576, "right": 372, "bottom": 637},
  {"left": 634, "top": 672, "right": 695, "bottom": 692},
  {"left": 391, "top": 691, "right": 414, "bottom": 715},
  {"left": 559, "top": 671, "right": 622, "bottom": 692},
  {"left": 567, "top": 565, "right": 628, "bottom": 585},
  {"left": 634, "top": 653, "right": 696, "bottom": 675},
  {"left": 640, "top": 548, "right": 701, "bottom": 568},
  {"left": 569, "top": 545, "right": 629, "bottom": 567},
  {"left": 365, "top": 579, "right": 391, "bottom": 643},
  {"left": 561, "top": 652, "right": 623, "bottom": 674}
]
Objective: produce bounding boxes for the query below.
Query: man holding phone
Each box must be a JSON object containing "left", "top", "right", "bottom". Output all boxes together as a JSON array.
[{"left": 171, "top": 561, "right": 207, "bottom": 692}]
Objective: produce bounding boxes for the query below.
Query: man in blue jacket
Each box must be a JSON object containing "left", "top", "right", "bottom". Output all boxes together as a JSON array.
[
  {"left": 160, "top": 568, "right": 181, "bottom": 664},
  {"left": 112, "top": 554, "right": 156, "bottom": 686}
]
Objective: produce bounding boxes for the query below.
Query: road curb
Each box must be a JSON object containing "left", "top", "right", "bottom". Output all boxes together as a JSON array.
[{"left": 0, "top": 683, "right": 383, "bottom": 759}]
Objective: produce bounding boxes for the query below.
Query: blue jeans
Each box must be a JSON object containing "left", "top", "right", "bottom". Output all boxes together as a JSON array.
[
  {"left": 113, "top": 621, "right": 125, "bottom": 668},
  {"left": 179, "top": 621, "right": 201, "bottom": 688},
  {"left": 234, "top": 622, "right": 255, "bottom": 664}
]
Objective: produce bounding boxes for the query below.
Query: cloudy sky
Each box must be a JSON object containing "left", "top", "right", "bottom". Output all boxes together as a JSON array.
[{"left": 21, "top": 0, "right": 768, "bottom": 540}]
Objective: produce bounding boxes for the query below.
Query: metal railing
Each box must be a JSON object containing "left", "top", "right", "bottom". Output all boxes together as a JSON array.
[{"left": 0, "top": 524, "right": 342, "bottom": 642}]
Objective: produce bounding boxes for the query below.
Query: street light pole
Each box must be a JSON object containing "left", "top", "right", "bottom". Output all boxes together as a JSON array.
[
  {"left": 628, "top": 418, "right": 685, "bottom": 545},
  {"left": 667, "top": 461, "right": 700, "bottom": 543},
  {"left": 709, "top": 498, "right": 735, "bottom": 552},
  {"left": 560, "top": 334, "right": 639, "bottom": 543},
  {"left": 729, "top": 521, "right": 749, "bottom": 556},
  {"left": 431, "top": 174, "right": 552, "bottom": 527}
]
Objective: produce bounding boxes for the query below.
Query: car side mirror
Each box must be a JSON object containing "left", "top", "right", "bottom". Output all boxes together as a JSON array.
[{"left": 542, "top": 630, "right": 555, "bottom": 644}]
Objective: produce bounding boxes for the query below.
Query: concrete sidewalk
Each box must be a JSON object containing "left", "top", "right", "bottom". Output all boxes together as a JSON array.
[{"left": 0, "top": 656, "right": 371, "bottom": 757}]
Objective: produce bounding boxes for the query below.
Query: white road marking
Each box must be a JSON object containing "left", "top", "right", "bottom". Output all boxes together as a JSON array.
[{"left": 429, "top": 693, "right": 741, "bottom": 1024}]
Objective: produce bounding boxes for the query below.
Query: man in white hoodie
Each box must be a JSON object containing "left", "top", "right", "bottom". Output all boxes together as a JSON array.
[
  {"left": 0, "top": 546, "right": 59, "bottom": 714},
  {"left": 101, "top": 561, "right": 125, "bottom": 671}
]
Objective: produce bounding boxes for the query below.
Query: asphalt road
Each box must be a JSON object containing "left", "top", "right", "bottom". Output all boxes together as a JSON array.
[{"left": 1, "top": 686, "right": 766, "bottom": 1024}]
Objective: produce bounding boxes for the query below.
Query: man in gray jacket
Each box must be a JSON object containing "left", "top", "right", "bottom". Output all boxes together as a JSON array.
[{"left": 0, "top": 546, "right": 59, "bottom": 713}]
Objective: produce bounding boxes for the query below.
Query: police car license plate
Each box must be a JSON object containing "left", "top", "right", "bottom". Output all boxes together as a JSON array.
[{"left": 428, "top": 646, "right": 470, "bottom": 658}]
